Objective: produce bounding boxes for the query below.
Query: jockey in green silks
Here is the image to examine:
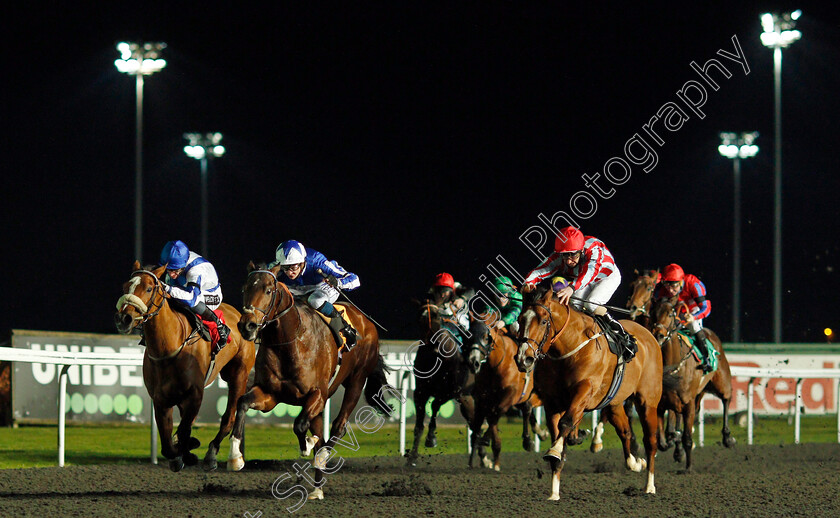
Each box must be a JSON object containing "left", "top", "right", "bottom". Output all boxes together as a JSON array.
[{"left": 485, "top": 276, "right": 523, "bottom": 335}]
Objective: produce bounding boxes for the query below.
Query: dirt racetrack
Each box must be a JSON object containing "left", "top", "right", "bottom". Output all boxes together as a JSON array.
[{"left": 0, "top": 442, "right": 837, "bottom": 517}]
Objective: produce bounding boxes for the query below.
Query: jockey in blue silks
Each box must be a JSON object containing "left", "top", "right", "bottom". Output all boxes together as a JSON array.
[
  {"left": 269, "top": 240, "right": 360, "bottom": 349},
  {"left": 159, "top": 240, "right": 231, "bottom": 356}
]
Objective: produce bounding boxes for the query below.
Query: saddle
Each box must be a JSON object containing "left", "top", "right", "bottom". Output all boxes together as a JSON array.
[
  {"left": 170, "top": 304, "right": 225, "bottom": 348},
  {"left": 677, "top": 331, "right": 719, "bottom": 373},
  {"left": 591, "top": 314, "right": 634, "bottom": 361},
  {"left": 590, "top": 314, "right": 631, "bottom": 411}
]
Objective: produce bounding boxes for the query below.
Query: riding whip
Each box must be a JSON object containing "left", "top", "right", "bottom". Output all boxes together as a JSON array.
[
  {"left": 568, "top": 296, "right": 633, "bottom": 315},
  {"left": 317, "top": 269, "right": 389, "bottom": 332}
]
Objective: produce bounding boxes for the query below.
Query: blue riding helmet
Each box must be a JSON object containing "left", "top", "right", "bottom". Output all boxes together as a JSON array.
[{"left": 160, "top": 240, "right": 190, "bottom": 269}]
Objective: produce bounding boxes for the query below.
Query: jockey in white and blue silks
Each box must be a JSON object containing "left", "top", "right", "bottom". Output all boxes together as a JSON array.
[
  {"left": 159, "top": 240, "right": 230, "bottom": 355},
  {"left": 269, "top": 240, "right": 360, "bottom": 349}
]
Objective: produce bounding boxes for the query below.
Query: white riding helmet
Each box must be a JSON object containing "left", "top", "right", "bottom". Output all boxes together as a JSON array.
[{"left": 274, "top": 240, "right": 306, "bottom": 266}]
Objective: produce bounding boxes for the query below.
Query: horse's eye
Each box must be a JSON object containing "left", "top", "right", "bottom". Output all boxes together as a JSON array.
[
  {"left": 541, "top": 319, "right": 548, "bottom": 325},
  {"left": 146, "top": 287, "right": 152, "bottom": 293}
]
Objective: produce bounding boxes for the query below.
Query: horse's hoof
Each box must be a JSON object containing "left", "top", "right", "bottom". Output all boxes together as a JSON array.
[
  {"left": 227, "top": 455, "right": 244, "bottom": 472},
  {"left": 724, "top": 436, "right": 737, "bottom": 448},
  {"left": 493, "top": 465, "right": 500, "bottom": 472},
  {"left": 203, "top": 453, "right": 218, "bottom": 472},
  {"left": 547, "top": 494, "right": 560, "bottom": 501},
  {"left": 169, "top": 456, "right": 184, "bottom": 472},
  {"left": 481, "top": 456, "right": 493, "bottom": 469},
  {"left": 183, "top": 452, "right": 199, "bottom": 466},
  {"left": 522, "top": 438, "right": 534, "bottom": 451},
  {"left": 590, "top": 442, "right": 603, "bottom": 453},
  {"left": 308, "top": 487, "right": 324, "bottom": 500},
  {"left": 425, "top": 436, "right": 437, "bottom": 448},
  {"left": 301, "top": 435, "right": 319, "bottom": 457}
]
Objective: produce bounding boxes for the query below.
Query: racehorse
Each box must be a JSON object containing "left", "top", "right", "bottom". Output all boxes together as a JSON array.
[
  {"left": 515, "top": 285, "right": 663, "bottom": 499},
  {"left": 650, "top": 297, "right": 736, "bottom": 470},
  {"left": 406, "top": 302, "right": 475, "bottom": 466},
  {"left": 114, "top": 262, "right": 255, "bottom": 472},
  {"left": 466, "top": 316, "right": 548, "bottom": 470},
  {"left": 231, "top": 263, "right": 393, "bottom": 500}
]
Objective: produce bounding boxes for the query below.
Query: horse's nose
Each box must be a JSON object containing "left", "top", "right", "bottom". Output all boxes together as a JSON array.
[
  {"left": 114, "top": 312, "right": 132, "bottom": 333},
  {"left": 238, "top": 321, "right": 258, "bottom": 340},
  {"left": 470, "top": 358, "right": 481, "bottom": 373},
  {"left": 519, "top": 355, "right": 535, "bottom": 372}
]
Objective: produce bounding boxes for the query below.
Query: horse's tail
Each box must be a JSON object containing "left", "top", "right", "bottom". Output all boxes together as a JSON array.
[
  {"left": 662, "top": 370, "right": 681, "bottom": 391},
  {"left": 364, "top": 354, "right": 396, "bottom": 415}
]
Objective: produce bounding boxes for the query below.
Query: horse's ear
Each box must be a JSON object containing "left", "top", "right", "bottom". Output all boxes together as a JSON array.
[
  {"left": 151, "top": 264, "right": 167, "bottom": 278},
  {"left": 270, "top": 264, "right": 282, "bottom": 275},
  {"left": 634, "top": 268, "right": 639, "bottom": 275},
  {"left": 247, "top": 260, "right": 257, "bottom": 273},
  {"left": 541, "top": 287, "right": 554, "bottom": 304},
  {"left": 521, "top": 284, "right": 535, "bottom": 294},
  {"left": 132, "top": 260, "right": 141, "bottom": 271}
]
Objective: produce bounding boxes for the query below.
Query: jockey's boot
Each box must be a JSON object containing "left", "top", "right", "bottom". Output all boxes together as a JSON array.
[
  {"left": 196, "top": 302, "right": 230, "bottom": 356},
  {"left": 693, "top": 329, "right": 713, "bottom": 373},
  {"left": 326, "top": 306, "right": 357, "bottom": 350},
  {"left": 604, "top": 312, "right": 637, "bottom": 363}
]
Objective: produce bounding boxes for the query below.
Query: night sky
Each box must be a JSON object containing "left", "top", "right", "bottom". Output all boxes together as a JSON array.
[{"left": 4, "top": 3, "right": 838, "bottom": 343}]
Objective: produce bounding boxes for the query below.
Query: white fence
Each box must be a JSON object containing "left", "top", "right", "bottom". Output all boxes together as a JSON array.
[{"left": 2, "top": 345, "right": 838, "bottom": 467}]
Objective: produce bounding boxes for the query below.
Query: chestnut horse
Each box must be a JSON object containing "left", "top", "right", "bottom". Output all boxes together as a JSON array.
[
  {"left": 466, "top": 317, "right": 548, "bottom": 470},
  {"left": 650, "top": 297, "right": 736, "bottom": 470},
  {"left": 114, "top": 262, "right": 255, "bottom": 472},
  {"left": 407, "top": 302, "right": 475, "bottom": 466},
  {"left": 231, "top": 263, "right": 393, "bottom": 500},
  {"left": 515, "top": 286, "right": 663, "bottom": 499}
]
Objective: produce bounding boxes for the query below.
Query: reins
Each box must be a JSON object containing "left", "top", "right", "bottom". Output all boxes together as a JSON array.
[{"left": 242, "top": 269, "right": 303, "bottom": 347}]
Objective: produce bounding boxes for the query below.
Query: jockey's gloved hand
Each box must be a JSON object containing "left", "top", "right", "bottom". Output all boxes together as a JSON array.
[{"left": 325, "top": 274, "right": 340, "bottom": 288}]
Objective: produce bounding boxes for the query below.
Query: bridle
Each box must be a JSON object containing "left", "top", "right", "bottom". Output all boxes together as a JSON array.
[
  {"left": 242, "top": 269, "right": 302, "bottom": 345},
  {"left": 627, "top": 277, "right": 656, "bottom": 317},
  {"left": 116, "top": 270, "right": 166, "bottom": 326},
  {"left": 518, "top": 302, "right": 570, "bottom": 362},
  {"left": 467, "top": 323, "right": 500, "bottom": 369},
  {"left": 116, "top": 269, "right": 195, "bottom": 362},
  {"left": 652, "top": 301, "right": 688, "bottom": 346}
]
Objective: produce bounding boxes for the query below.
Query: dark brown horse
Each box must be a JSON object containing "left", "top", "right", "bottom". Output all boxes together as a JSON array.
[
  {"left": 466, "top": 317, "right": 548, "bottom": 470},
  {"left": 406, "top": 302, "right": 475, "bottom": 466},
  {"left": 231, "top": 263, "right": 393, "bottom": 500},
  {"left": 114, "top": 262, "right": 255, "bottom": 472},
  {"left": 515, "top": 286, "right": 663, "bottom": 499},
  {"left": 650, "top": 297, "right": 736, "bottom": 470}
]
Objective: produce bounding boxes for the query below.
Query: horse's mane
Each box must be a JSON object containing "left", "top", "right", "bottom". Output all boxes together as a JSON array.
[{"left": 522, "top": 284, "right": 550, "bottom": 306}]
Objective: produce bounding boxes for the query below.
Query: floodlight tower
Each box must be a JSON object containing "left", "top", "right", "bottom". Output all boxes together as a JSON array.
[
  {"left": 760, "top": 10, "right": 801, "bottom": 343},
  {"left": 115, "top": 42, "right": 167, "bottom": 262},
  {"left": 718, "top": 132, "right": 759, "bottom": 343}
]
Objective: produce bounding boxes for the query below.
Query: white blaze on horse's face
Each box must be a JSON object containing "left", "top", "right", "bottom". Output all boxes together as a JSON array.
[{"left": 127, "top": 276, "right": 142, "bottom": 296}]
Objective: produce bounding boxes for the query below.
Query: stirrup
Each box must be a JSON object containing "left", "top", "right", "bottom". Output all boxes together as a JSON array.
[{"left": 342, "top": 327, "right": 357, "bottom": 350}]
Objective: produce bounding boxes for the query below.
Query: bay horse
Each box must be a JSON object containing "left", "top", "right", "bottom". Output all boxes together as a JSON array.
[
  {"left": 406, "top": 301, "right": 475, "bottom": 466},
  {"left": 466, "top": 316, "right": 548, "bottom": 470},
  {"left": 232, "top": 263, "right": 393, "bottom": 501},
  {"left": 515, "top": 285, "right": 663, "bottom": 499},
  {"left": 650, "top": 297, "right": 736, "bottom": 470},
  {"left": 114, "top": 262, "right": 255, "bottom": 472}
]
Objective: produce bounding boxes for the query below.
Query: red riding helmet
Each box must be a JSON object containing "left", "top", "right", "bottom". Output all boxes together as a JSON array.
[
  {"left": 662, "top": 264, "right": 685, "bottom": 282},
  {"left": 554, "top": 226, "right": 585, "bottom": 253},
  {"left": 432, "top": 272, "right": 456, "bottom": 290}
]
